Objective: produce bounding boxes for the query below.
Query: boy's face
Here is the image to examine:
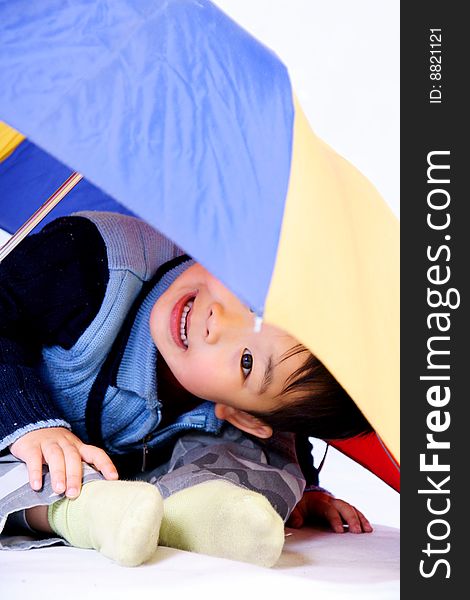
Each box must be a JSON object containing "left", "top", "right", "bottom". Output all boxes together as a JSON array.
[{"left": 150, "top": 264, "right": 305, "bottom": 432}]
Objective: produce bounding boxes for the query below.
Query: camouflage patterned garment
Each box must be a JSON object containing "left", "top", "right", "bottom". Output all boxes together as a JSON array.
[{"left": 0, "top": 425, "right": 305, "bottom": 550}]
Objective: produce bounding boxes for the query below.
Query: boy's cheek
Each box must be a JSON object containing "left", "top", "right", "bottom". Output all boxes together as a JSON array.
[
  {"left": 172, "top": 362, "right": 205, "bottom": 396},
  {"left": 178, "top": 368, "right": 221, "bottom": 402}
]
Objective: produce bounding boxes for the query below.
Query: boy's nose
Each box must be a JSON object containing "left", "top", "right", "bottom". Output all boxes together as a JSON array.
[{"left": 205, "top": 302, "right": 227, "bottom": 344}]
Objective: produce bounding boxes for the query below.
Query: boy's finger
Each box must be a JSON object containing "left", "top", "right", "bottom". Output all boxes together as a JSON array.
[
  {"left": 80, "top": 445, "right": 119, "bottom": 480},
  {"left": 61, "top": 443, "right": 83, "bottom": 498},
  {"left": 43, "top": 443, "right": 66, "bottom": 495},
  {"left": 339, "top": 505, "right": 362, "bottom": 533},
  {"left": 357, "top": 510, "right": 373, "bottom": 533},
  {"left": 25, "top": 447, "right": 44, "bottom": 491},
  {"left": 286, "top": 506, "right": 304, "bottom": 528},
  {"left": 325, "top": 508, "right": 345, "bottom": 533}
]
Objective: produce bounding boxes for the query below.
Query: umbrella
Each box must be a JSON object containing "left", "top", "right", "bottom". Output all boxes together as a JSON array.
[{"left": 0, "top": 0, "right": 399, "bottom": 486}]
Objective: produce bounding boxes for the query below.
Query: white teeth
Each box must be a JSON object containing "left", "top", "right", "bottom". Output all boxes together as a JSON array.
[{"left": 180, "top": 300, "right": 193, "bottom": 346}]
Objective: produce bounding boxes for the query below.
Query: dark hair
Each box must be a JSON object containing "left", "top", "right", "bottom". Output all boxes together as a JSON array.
[{"left": 247, "top": 345, "right": 373, "bottom": 440}]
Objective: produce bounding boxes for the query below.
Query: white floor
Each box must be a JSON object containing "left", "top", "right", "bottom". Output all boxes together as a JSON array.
[{"left": 1, "top": 525, "right": 400, "bottom": 600}]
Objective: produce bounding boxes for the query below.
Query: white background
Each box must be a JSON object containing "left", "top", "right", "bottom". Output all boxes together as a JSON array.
[
  {"left": 0, "top": 1, "right": 400, "bottom": 528},
  {"left": 213, "top": 0, "right": 400, "bottom": 218}
]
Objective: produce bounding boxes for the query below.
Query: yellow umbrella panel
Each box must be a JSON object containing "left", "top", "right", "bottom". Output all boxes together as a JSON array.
[{"left": 266, "top": 97, "right": 400, "bottom": 463}]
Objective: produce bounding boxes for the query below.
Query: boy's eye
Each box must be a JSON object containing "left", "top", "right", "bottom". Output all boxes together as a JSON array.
[{"left": 240, "top": 349, "right": 253, "bottom": 378}]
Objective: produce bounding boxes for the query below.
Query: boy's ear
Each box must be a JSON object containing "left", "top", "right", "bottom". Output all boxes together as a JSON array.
[{"left": 214, "top": 404, "right": 273, "bottom": 439}]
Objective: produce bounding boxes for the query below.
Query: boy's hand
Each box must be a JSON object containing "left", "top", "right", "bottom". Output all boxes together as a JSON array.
[
  {"left": 9, "top": 427, "right": 119, "bottom": 498},
  {"left": 286, "top": 490, "right": 373, "bottom": 534}
]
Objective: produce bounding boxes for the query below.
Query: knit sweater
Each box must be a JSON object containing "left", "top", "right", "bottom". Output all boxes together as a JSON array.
[
  {"left": 0, "top": 215, "right": 107, "bottom": 447},
  {"left": 0, "top": 212, "right": 223, "bottom": 457}
]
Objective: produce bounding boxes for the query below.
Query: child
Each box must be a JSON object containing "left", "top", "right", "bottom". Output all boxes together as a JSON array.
[{"left": 0, "top": 211, "right": 372, "bottom": 567}]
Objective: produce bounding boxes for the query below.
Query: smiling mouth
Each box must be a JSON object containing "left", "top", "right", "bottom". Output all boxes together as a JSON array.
[
  {"left": 171, "top": 293, "right": 196, "bottom": 349},
  {"left": 179, "top": 298, "right": 194, "bottom": 346}
]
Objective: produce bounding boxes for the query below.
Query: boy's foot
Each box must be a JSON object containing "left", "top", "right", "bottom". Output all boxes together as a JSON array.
[
  {"left": 48, "top": 480, "right": 163, "bottom": 567},
  {"left": 159, "top": 479, "right": 285, "bottom": 567}
]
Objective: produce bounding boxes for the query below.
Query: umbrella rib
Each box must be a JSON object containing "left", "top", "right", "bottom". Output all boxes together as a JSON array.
[{"left": 0, "top": 171, "right": 83, "bottom": 263}]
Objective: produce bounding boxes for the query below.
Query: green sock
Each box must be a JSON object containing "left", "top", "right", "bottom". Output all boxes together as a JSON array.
[
  {"left": 159, "top": 480, "right": 285, "bottom": 567},
  {"left": 48, "top": 480, "right": 163, "bottom": 567}
]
